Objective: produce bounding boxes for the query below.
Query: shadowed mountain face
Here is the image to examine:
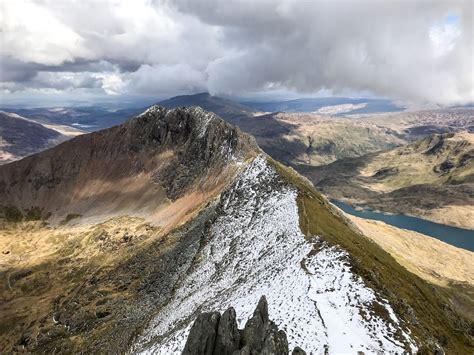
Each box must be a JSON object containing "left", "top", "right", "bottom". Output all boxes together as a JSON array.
[
  {"left": 0, "top": 107, "right": 472, "bottom": 354},
  {"left": 0, "top": 112, "right": 63, "bottom": 164}
]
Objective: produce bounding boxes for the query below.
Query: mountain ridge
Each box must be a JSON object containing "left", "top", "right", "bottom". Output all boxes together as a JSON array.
[
  {"left": 159, "top": 93, "right": 258, "bottom": 125},
  {"left": 0, "top": 106, "right": 472, "bottom": 354}
]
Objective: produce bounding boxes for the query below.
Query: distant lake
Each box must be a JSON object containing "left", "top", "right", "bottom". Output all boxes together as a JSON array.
[{"left": 332, "top": 200, "right": 474, "bottom": 252}]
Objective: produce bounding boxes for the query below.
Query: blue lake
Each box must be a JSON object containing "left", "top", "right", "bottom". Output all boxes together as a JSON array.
[{"left": 331, "top": 200, "right": 474, "bottom": 252}]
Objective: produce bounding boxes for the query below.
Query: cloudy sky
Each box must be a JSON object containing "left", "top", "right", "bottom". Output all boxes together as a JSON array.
[{"left": 0, "top": 0, "right": 472, "bottom": 106}]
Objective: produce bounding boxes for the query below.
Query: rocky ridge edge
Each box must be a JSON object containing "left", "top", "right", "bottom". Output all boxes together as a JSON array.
[{"left": 182, "top": 296, "right": 306, "bottom": 355}]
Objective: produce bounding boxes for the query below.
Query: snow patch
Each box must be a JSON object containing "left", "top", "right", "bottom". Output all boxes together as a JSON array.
[
  {"left": 189, "top": 107, "right": 216, "bottom": 138},
  {"left": 134, "top": 156, "right": 416, "bottom": 354}
]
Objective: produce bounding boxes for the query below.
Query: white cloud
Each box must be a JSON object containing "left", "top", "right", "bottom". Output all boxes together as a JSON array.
[
  {"left": 430, "top": 19, "right": 462, "bottom": 57},
  {"left": 94, "top": 73, "right": 125, "bottom": 95},
  {"left": 0, "top": 0, "right": 472, "bottom": 105},
  {"left": 126, "top": 63, "right": 206, "bottom": 96},
  {"left": 0, "top": 0, "right": 93, "bottom": 65}
]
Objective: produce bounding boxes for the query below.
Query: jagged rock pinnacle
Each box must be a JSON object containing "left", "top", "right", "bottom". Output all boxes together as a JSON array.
[{"left": 182, "top": 296, "right": 306, "bottom": 355}]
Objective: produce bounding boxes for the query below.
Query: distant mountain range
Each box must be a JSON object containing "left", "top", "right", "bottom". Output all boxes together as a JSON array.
[
  {"left": 242, "top": 97, "right": 404, "bottom": 114},
  {"left": 159, "top": 92, "right": 405, "bottom": 115},
  {"left": 2, "top": 93, "right": 472, "bottom": 185},
  {"left": 5, "top": 93, "right": 470, "bottom": 172},
  {"left": 0, "top": 93, "right": 404, "bottom": 132},
  {"left": 0, "top": 106, "right": 144, "bottom": 131}
]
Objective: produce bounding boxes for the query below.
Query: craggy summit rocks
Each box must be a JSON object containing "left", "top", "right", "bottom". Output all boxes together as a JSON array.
[{"left": 182, "top": 296, "right": 305, "bottom": 355}]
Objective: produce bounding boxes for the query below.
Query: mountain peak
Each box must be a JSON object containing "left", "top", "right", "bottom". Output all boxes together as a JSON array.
[
  {"left": 137, "top": 104, "right": 166, "bottom": 116},
  {"left": 131, "top": 105, "right": 257, "bottom": 155},
  {"left": 138, "top": 104, "right": 222, "bottom": 134},
  {"left": 0, "top": 105, "right": 258, "bottom": 222}
]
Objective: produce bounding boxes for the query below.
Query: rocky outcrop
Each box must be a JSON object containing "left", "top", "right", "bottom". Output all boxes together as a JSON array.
[{"left": 182, "top": 296, "right": 305, "bottom": 355}]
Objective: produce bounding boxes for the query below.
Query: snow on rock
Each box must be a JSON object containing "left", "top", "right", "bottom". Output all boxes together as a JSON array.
[
  {"left": 188, "top": 106, "right": 216, "bottom": 138},
  {"left": 135, "top": 155, "right": 416, "bottom": 354},
  {"left": 138, "top": 105, "right": 164, "bottom": 117}
]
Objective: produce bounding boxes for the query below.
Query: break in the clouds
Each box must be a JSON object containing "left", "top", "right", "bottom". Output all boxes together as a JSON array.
[{"left": 0, "top": 0, "right": 472, "bottom": 105}]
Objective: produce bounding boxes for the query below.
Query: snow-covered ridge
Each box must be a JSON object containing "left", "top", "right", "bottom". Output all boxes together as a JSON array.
[{"left": 135, "top": 155, "right": 416, "bottom": 354}]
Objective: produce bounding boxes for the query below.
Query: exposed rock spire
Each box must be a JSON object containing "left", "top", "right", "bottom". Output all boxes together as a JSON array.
[{"left": 182, "top": 296, "right": 305, "bottom": 355}]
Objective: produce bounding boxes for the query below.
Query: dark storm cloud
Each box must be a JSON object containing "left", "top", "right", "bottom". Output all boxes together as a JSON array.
[
  {"left": 1, "top": 0, "right": 472, "bottom": 104},
  {"left": 0, "top": 56, "right": 43, "bottom": 82}
]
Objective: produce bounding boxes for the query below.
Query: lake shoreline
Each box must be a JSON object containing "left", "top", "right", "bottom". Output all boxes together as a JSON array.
[{"left": 331, "top": 199, "right": 474, "bottom": 252}]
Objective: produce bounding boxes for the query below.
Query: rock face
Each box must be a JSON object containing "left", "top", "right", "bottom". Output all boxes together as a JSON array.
[
  {"left": 182, "top": 311, "right": 221, "bottom": 355},
  {"left": 139, "top": 106, "right": 255, "bottom": 200},
  {"left": 214, "top": 308, "right": 241, "bottom": 354},
  {"left": 182, "top": 296, "right": 304, "bottom": 355}
]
